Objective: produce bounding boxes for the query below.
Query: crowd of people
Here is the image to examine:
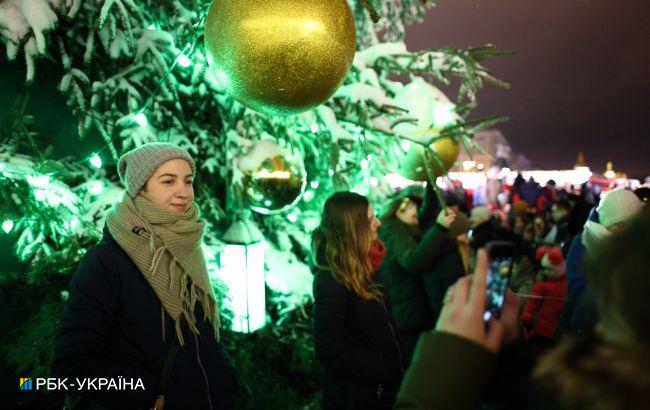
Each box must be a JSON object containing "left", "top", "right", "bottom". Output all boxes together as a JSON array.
[
  {"left": 312, "top": 175, "right": 649, "bottom": 409},
  {"left": 49, "top": 140, "right": 649, "bottom": 410}
]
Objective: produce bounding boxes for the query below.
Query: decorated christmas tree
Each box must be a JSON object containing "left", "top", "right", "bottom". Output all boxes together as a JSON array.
[{"left": 0, "top": 0, "right": 507, "bottom": 407}]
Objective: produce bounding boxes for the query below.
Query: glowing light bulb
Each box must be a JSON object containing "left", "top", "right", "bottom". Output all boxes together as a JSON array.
[
  {"left": 89, "top": 154, "right": 102, "bottom": 169},
  {"left": 310, "top": 123, "right": 319, "bottom": 133},
  {"left": 370, "top": 177, "right": 379, "bottom": 186},
  {"left": 134, "top": 113, "right": 148, "bottom": 127},
  {"left": 303, "top": 190, "right": 315, "bottom": 202},
  {"left": 177, "top": 54, "right": 191, "bottom": 67},
  {"left": 360, "top": 159, "right": 369, "bottom": 170},
  {"left": 2, "top": 219, "right": 14, "bottom": 234},
  {"left": 310, "top": 180, "right": 320, "bottom": 189},
  {"left": 400, "top": 140, "right": 411, "bottom": 152},
  {"left": 287, "top": 212, "right": 298, "bottom": 223}
]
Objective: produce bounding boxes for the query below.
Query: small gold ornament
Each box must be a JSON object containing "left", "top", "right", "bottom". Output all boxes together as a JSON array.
[
  {"left": 204, "top": 0, "right": 356, "bottom": 116},
  {"left": 395, "top": 132, "right": 460, "bottom": 181},
  {"left": 239, "top": 141, "right": 307, "bottom": 214}
]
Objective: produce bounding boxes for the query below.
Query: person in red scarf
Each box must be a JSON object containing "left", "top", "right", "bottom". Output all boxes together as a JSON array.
[{"left": 312, "top": 191, "right": 404, "bottom": 409}]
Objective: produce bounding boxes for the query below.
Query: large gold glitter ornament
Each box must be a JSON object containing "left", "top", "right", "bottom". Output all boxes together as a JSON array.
[
  {"left": 204, "top": 0, "right": 356, "bottom": 116},
  {"left": 238, "top": 141, "right": 307, "bottom": 214},
  {"left": 395, "top": 132, "right": 460, "bottom": 181}
]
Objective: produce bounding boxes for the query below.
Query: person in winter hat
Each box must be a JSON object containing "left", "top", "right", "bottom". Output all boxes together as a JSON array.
[
  {"left": 52, "top": 142, "right": 236, "bottom": 410},
  {"left": 582, "top": 187, "right": 643, "bottom": 251},
  {"left": 520, "top": 246, "right": 568, "bottom": 341}
]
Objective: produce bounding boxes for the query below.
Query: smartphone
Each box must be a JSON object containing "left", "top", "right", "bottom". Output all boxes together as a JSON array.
[{"left": 483, "top": 241, "right": 516, "bottom": 322}]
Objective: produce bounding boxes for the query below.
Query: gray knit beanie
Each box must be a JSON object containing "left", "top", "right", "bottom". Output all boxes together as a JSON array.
[{"left": 117, "top": 142, "right": 196, "bottom": 198}]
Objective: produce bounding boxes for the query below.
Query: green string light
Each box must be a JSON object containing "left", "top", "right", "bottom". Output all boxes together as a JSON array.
[
  {"left": 134, "top": 113, "right": 148, "bottom": 127},
  {"left": 2, "top": 219, "right": 14, "bottom": 234},
  {"left": 177, "top": 54, "right": 191, "bottom": 67},
  {"left": 89, "top": 153, "right": 102, "bottom": 169}
]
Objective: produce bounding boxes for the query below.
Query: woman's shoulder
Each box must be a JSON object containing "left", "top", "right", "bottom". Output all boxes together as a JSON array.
[
  {"left": 83, "top": 234, "right": 128, "bottom": 260},
  {"left": 313, "top": 268, "right": 349, "bottom": 298},
  {"left": 77, "top": 232, "right": 133, "bottom": 277}
]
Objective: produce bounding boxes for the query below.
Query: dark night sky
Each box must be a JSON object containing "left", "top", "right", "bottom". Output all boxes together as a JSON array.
[{"left": 405, "top": 0, "right": 650, "bottom": 177}]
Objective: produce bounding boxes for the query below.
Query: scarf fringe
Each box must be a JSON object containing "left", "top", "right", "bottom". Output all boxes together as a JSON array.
[
  {"left": 150, "top": 245, "right": 166, "bottom": 275},
  {"left": 175, "top": 317, "right": 185, "bottom": 346},
  {"left": 169, "top": 258, "right": 176, "bottom": 291}
]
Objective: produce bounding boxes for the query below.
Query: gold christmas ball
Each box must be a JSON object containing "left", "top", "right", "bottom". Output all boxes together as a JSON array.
[
  {"left": 204, "top": 0, "right": 356, "bottom": 116},
  {"left": 395, "top": 134, "right": 460, "bottom": 181},
  {"left": 242, "top": 153, "right": 307, "bottom": 214}
]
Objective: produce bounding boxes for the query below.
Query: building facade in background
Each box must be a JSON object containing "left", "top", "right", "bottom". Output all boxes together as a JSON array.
[{"left": 455, "top": 129, "right": 533, "bottom": 171}]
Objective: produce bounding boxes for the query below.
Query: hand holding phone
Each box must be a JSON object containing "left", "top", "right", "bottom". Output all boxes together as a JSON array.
[
  {"left": 435, "top": 244, "right": 519, "bottom": 353},
  {"left": 483, "top": 241, "right": 516, "bottom": 322}
]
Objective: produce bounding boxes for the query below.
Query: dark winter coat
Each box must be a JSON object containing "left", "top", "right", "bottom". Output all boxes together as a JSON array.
[
  {"left": 377, "top": 218, "right": 449, "bottom": 333},
  {"left": 395, "top": 332, "right": 498, "bottom": 410},
  {"left": 395, "top": 331, "right": 561, "bottom": 410},
  {"left": 397, "top": 330, "right": 649, "bottom": 410},
  {"left": 312, "top": 268, "right": 404, "bottom": 409},
  {"left": 556, "top": 225, "right": 600, "bottom": 337},
  {"left": 414, "top": 184, "right": 469, "bottom": 325},
  {"left": 521, "top": 275, "right": 568, "bottom": 338},
  {"left": 551, "top": 218, "right": 570, "bottom": 246},
  {"left": 51, "top": 227, "right": 236, "bottom": 410},
  {"left": 421, "top": 240, "right": 467, "bottom": 324}
]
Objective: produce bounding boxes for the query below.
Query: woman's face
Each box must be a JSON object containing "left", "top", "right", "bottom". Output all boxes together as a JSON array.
[
  {"left": 368, "top": 205, "right": 381, "bottom": 239},
  {"left": 139, "top": 159, "right": 194, "bottom": 213},
  {"left": 396, "top": 202, "right": 419, "bottom": 227}
]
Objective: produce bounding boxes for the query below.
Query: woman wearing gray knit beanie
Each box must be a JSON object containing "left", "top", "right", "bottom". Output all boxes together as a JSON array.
[{"left": 52, "top": 142, "right": 237, "bottom": 410}]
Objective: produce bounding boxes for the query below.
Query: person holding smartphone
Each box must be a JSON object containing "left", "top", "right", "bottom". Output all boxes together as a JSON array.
[
  {"left": 395, "top": 246, "right": 520, "bottom": 409},
  {"left": 396, "top": 210, "right": 650, "bottom": 410}
]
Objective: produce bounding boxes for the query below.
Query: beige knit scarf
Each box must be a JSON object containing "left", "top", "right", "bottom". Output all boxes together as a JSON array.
[{"left": 106, "top": 195, "right": 220, "bottom": 346}]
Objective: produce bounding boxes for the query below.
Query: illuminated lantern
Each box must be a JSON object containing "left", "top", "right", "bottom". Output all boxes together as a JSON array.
[{"left": 217, "top": 219, "right": 267, "bottom": 333}]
